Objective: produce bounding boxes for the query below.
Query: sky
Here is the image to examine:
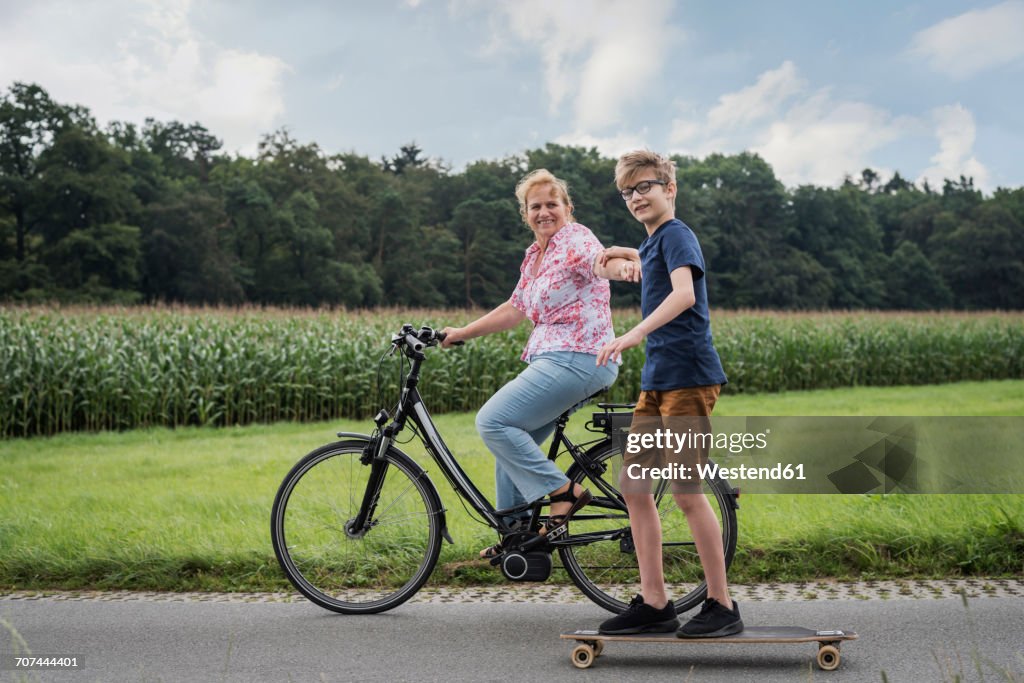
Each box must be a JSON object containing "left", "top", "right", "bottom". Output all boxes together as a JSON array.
[{"left": 2, "top": 0, "right": 1022, "bottom": 191}]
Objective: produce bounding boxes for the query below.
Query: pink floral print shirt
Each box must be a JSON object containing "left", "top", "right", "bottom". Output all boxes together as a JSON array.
[{"left": 509, "top": 222, "right": 615, "bottom": 362}]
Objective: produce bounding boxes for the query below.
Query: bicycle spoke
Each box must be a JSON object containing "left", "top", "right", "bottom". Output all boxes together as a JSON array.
[{"left": 373, "top": 473, "right": 424, "bottom": 520}]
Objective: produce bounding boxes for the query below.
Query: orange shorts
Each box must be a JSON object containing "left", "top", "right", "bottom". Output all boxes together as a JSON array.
[{"left": 621, "top": 385, "right": 720, "bottom": 494}]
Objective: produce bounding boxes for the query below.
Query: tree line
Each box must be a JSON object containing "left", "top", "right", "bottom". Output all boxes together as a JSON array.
[{"left": 2, "top": 81, "right": 1023, "bottom": 310}]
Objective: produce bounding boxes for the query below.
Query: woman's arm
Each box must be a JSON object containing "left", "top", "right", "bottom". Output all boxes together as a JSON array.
[{"left": 441, "top": 301, "right": 526, "bottom": 348}]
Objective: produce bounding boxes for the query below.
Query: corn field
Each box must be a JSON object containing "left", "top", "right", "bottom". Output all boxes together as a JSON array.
[{"left": 1, "top": 306, "right": 1022, "bottom": 438}]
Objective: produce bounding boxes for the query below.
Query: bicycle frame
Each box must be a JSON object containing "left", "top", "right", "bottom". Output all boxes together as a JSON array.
[{"left": 353, "top": 329, "right": 625, "bottom": 541}]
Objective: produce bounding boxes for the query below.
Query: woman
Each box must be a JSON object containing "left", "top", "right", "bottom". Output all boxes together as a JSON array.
[{"left": 442, "top": 169, "right": 639, "bottom": 558}]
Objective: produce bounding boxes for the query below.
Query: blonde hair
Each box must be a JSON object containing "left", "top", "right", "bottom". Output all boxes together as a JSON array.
[
  {"left": 614, "top": 150, "right": 676, "bottom": 189},
  {"left": 514, "top": 169, "right": 574, "bottom": 225}
]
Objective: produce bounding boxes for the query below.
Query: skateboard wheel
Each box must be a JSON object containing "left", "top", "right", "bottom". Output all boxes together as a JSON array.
[
  {"left": 571, "top": 644, "right": 595, "bottom": 669},
  {"left": 592, "top": 641, "right": 604, "bottom": 658},
  {"left": 817, "top": 644, "right": 841, "bottom": 671}
]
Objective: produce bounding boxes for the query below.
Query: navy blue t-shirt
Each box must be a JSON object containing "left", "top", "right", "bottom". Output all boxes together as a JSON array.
[{"left": 639, "top": 218, "right": 727, "bottom": 391}]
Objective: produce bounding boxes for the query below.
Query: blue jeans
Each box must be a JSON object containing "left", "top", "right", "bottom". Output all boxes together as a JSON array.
[{"left": 476, "top": 351, "right": 619, "bottom": 523}]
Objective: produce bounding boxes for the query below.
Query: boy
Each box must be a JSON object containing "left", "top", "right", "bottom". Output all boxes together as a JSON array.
[{"left": 596, "top": 150, "right": 741, "bottom": 638}]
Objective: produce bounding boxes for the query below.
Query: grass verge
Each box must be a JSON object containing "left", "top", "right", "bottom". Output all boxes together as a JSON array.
[{"left": 0, "top": 380, "right": 1022, "bottom": 592}]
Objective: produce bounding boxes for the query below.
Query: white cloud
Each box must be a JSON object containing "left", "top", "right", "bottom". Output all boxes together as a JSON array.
[
  {"left": 325, "top": 74, "right": 345, "bottom": 91},
  {"left": 754, "top": 92, "right": 913, "bottom": 187},
  {"left": 489, "top": 0, "right": 677, "bottom": 131},
  {"left": 553, "top": 129, "right": 650, "bottom": 159},
  {"left": 910, "top": 1, "right": 1024, "bottom": 79},
  {"left": 669, "top": 62, "right": 917, "bottom": 186},
  {"left": 706, "top": 60, "right": 804, "bottom": 132},
  {"left": 918, "top": 104, "right": 990, "bottom": 188},
  {"left": 669, "top": 116, "right": 701, "bottom": 146},
  {"left": 0, "top": 0, "right": 288, "bottom": 153}
]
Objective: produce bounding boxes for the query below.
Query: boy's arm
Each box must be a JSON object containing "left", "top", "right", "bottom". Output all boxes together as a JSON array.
[
  {"left": 592, "top": 253, "right": 641, "bottom": 282},
  {"left": 595, "top": 266, "right": 696, "bottom": 366},
  {"left": 598, "top": 246, "right": 640, "bottom": 264}
]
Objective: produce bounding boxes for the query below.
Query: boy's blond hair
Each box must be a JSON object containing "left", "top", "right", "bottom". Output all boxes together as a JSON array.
[{"left": 614, "top": 150, "right": 676, "bottom": 189}]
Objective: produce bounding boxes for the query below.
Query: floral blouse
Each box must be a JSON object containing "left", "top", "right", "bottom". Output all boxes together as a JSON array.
[{"left": 509, "top": 222, "right": 615, "bottom": 362}]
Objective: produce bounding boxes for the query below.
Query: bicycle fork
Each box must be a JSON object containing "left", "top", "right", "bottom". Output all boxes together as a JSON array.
[{"left": 343, "top": 433, "right": 391, "bottom": 539}]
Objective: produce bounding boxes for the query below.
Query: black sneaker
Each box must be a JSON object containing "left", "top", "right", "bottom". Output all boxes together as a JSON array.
[
  {"left": 599, "top": 595, "right": 680, "bottom": 635},
  {"left": 676, "top": 598, "right": 743, "bottom": 638}
]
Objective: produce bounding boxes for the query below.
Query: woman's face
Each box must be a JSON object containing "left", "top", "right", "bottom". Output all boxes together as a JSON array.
[{"left": 525, "top": 183, "right": 571, "bottom": 243}]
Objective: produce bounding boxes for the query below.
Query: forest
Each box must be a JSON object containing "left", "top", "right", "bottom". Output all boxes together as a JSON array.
[{"left": 2, "top": 81, "right": 1023, "bottom": 310}]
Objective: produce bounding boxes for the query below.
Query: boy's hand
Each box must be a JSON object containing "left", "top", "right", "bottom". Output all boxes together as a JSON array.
[
  {"left": 598, "top": 246, "right": 640, "bottom": 267},
  {"left": 596, "top": 329, "right": 644, "bottom": 366}
]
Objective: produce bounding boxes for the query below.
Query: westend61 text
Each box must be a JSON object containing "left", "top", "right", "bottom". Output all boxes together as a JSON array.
[
  {"left": 624, "top": 428, "right": 770, "bottom": 455},
  {"left": 627, "top": 462, "right": 807, "bottom": 481}
]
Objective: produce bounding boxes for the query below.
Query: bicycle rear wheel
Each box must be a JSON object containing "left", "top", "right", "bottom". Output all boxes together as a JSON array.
[
  {"left": 270, "top": 440, "right": 443, "bottom": 614},
  {"left": 559, "top": 440, "right": 738, "bottom": 614}
]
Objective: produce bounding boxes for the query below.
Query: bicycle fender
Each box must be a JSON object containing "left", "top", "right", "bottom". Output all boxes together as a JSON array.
[{"left": 335, "top": 430, "right": 373, "bottom": 439}]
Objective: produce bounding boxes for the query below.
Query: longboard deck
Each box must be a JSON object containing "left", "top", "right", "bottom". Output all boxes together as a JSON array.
[
  {"left": 561, "top": 625, "right": 857, "bottom": 644},
  {"left": 561, "top": 626, "right": 858, "bottom": 671}
]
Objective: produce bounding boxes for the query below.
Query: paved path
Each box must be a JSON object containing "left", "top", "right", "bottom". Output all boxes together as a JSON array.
[
  {"left": 2, "top": 582, "right": 1022, "bottom": 682},
  {"left": 4, "top": 577, "right": 1022, "bottom": 604}
]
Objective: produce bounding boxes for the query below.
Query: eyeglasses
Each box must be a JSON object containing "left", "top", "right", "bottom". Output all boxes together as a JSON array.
[{"left": 619, "top": 180, "right": 667, "bottom": 200}]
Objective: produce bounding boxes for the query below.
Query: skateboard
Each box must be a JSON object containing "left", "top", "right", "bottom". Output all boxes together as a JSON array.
[{"left": 561, "top": 626, "right": 858, "bottom": 671}]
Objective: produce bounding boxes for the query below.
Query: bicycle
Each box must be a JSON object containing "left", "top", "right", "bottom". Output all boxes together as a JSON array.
[{"left": 270, "top": 323, "right": 739, "bottom": 615}]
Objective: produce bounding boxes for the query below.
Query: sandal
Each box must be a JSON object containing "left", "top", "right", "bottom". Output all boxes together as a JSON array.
[
  {"left": 479, "top": 541, "right": 505, "bottom": 560},
  {"left": 540, "top": 486, "right": 592, "bottom": 541},
  {"left": 479, "top": 516, "right": 540, "bottom": 559}
]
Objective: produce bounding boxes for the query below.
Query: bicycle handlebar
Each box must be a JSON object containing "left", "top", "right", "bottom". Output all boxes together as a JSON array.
[{"left": 392, "top": 324, "right": 463, "bottom": 354}]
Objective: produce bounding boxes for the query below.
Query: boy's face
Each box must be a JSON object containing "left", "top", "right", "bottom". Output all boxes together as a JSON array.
[{"left": 622, "top": 173, "right": 676, "bottom": 230}]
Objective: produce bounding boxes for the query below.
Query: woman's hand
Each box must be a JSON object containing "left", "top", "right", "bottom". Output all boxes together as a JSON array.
[
  {"left": 440, "top": 326, "right": 465, "bottom": 348},
  {"left": 594, "top": 246, "right": 642, "bottom": 282},
  {"left": 616, "top": 258, "right": 641, "bottom": 283}
]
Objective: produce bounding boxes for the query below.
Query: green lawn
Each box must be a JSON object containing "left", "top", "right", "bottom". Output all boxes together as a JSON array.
[
  {"left": 0, "top": 379, "right": 1021, "bottom": 592},
  {"left": 717, "top": 379, "right": 1024, "bottom": 416}
]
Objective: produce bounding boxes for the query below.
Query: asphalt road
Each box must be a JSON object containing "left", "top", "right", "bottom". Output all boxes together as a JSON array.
[{"left": 1, "top": 593, "right": 1022, "bottom": 682}]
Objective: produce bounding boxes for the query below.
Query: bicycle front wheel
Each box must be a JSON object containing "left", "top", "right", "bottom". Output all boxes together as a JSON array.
[
  {"left": 560, "top": 440, "right": 738, "bottom": 614},
  {"left": 270, "top": 440, "right": 443, "bottom": 614}
]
